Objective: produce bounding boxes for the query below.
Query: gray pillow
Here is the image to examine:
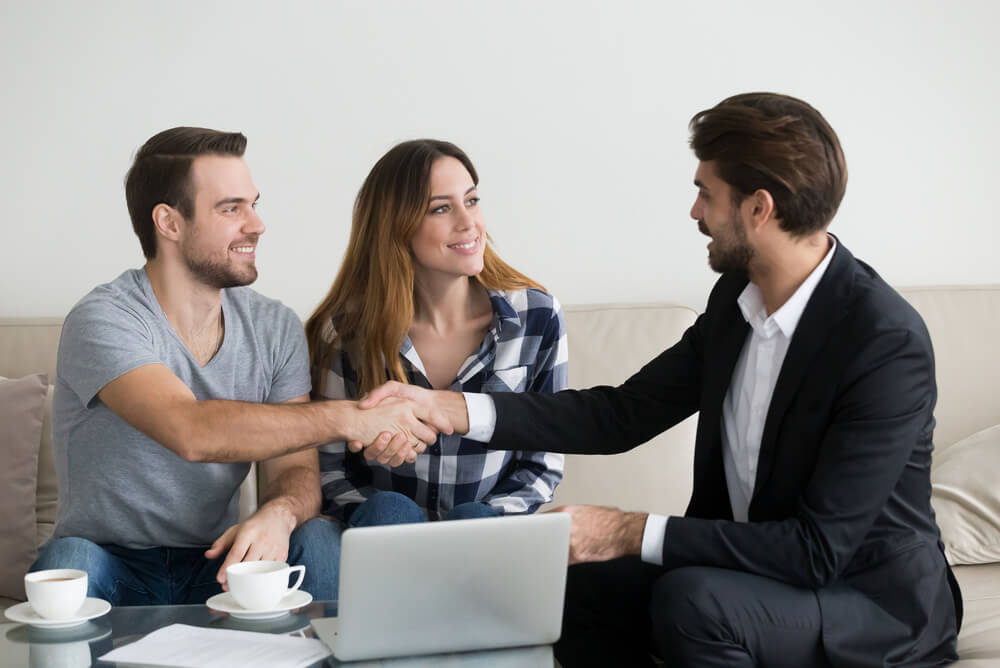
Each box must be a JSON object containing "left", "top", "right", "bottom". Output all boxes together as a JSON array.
[{"left": 0, "top": 374, "right": 48, "bottom": 600}]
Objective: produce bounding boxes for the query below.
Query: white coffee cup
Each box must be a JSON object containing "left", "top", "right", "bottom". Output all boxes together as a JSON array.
[
  {"left": 24, "top": 569, "right": 88, "bottom": 620},
  {"left": 226, "top": 561, "right": 305, "bottom": 610}
]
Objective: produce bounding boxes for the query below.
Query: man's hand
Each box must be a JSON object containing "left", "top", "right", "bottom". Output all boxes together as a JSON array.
[
  {"left": 206, "top": 501, "right": 298, "bottom": 589},
  {"left": 548, "top": 505, "right": 648, "bottom": 565},
  {"left": 358, "top": 380, "right": 436, "bottom": 411},
  {"left": 345, "top": 395, "right": 454, "bottom": 466},
  {"left": 351, "top": 381, "right": 470, "bottom": 465}
]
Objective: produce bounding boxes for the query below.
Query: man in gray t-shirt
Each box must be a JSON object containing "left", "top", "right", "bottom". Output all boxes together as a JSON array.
[
  {"left": 31, "top": 127, "right": 451, "bottom": 606},
  {"left": 53, "top": 269, "right": 310, "bottom": 550}
]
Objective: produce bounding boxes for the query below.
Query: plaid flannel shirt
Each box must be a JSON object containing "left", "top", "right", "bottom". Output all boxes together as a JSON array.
[{"left": 317, "top": 288, "right": 567, "bottom": 521}]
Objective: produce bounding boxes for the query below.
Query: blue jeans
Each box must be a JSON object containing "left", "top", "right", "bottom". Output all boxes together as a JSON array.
[
  {"left": 30, "top": 517, "right": 342, "bottom": 605},
  {"left": 348, "top": 491, "right": 501, "bottom": 527}
]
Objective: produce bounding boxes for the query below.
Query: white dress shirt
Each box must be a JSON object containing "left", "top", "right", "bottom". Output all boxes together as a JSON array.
[{"left": 464, "top": 238, "right": 837, "bottom": 566}]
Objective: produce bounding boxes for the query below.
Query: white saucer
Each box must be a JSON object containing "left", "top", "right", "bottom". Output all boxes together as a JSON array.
[
  {"left": 206, "top": 589, "right": 312, "bottom": 620},
  {"left": 4, "top": 598, "right": 111, "bottom": 629}
]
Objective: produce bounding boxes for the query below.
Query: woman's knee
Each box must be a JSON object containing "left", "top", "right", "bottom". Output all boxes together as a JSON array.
[
  {"left": 446, "top": 502, "right": 499, "bottom": 521},
  {"left": 350, "top": 492, "right": 425, "bottom": 526}
]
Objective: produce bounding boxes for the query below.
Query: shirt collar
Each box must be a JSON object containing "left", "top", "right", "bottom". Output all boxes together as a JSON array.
[
  {"left": 399, "top": 288, "right": 520, "bottom": 370},
  {"left": 737, "top": 236, "right": 837, "bottom": 338},
  {"left": 488, "top": 290, "right": 522, "bottom": 330}
]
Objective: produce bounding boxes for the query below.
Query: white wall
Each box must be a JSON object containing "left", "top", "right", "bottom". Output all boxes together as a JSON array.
[{"left": 2, "top": 0, "right": 998, "bottom": 318}]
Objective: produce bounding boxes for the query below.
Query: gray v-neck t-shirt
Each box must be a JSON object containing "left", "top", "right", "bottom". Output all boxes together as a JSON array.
[{"left": 52, "top": 269, "right": 311, "bottom": 549}]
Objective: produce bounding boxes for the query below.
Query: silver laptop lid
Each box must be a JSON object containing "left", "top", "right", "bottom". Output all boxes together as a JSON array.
[{"left": 316, "top": 513, "right": 570, "bottom": 661}]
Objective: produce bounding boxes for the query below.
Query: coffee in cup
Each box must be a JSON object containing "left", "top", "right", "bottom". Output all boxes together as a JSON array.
[
  {"left": 226, "top": 561, "right": 305, "bottom": 610},
  {"left": 24, "top": 569, "right": 88, "bottom": 620}
]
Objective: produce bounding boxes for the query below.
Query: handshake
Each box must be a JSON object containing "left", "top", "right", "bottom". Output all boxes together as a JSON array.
[{"left": 342, "top": 381, "right": 472, "bottom": 467}]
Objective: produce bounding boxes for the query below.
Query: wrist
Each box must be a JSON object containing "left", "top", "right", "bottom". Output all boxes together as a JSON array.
[
  {"left": 329, "top": 399, "right": 361, "bottom": 442},
  {"left": 623, "top": 512, "right": 648, "bottom": 556},
  {"left": 260, "top": 496, "right": 299, "bottom": 533},
  {"left": 445, "top": 391, "right": 471, "bottom": 434}
]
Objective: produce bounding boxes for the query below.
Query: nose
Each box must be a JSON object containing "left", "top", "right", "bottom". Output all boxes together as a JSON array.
[
  {"left": 689, "top": 198, "right": 701, "bottom": 221},
  {"left": 456, "top": 204, "right": 476, "bottom": 231},
  {"left": 245, "top": 208, "right": 266, "bottom": 236}
]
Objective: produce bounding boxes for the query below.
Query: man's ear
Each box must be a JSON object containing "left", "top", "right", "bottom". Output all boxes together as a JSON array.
[
  {"left": 746, "top": 189, "right": 777, "bottom": 232},
  {"left": 152, "top": 203, "right": 182, "bottom": 242}
]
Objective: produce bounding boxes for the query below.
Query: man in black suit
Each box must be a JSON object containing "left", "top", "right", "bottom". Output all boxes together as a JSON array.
[{"left": 356, "top": 93, "right": 961, "bottom": 667}]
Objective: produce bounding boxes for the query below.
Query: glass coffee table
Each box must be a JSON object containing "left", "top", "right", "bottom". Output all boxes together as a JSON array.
[{"left": 1, "top": 600, "right": 553, "bottom": 667}]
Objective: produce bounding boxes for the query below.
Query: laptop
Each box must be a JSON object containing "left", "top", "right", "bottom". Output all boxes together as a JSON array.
[{"left": 310, "top": 512, "right": 571, "bottom": 661}]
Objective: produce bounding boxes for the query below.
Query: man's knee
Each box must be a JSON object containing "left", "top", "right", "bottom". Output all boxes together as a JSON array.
[
  {"left": 650, "top": 567, "right": 730, "bottom": 648},
  {"left": 33, "top": 537, "right": 109, "bottom": 572},
  {"left": 289, "top": 517, "right": 342, "bottom": 560},
  {"left": 289, "top": 517, "right": 342, "bottom": 601},
  {"left": 31, "top": 537, "right": 119, "bottom": 600}
]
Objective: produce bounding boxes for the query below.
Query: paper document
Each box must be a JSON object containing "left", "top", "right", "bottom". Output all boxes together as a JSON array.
[{"left": 98, "top": 623, "right": 331, "bottom": 668}]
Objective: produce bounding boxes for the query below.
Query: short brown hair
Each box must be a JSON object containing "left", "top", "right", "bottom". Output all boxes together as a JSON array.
[
  {"left": 124, "top": 127, "right": 247, "bottom": 258},
  {"left": 689, "top": 93, "right": 847, "bottom": 236}
]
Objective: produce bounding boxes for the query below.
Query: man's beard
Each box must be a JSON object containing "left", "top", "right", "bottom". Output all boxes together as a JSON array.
[
  {"left": 707, "top": 211, "right": 753, "bottom": 273},
  {"left": 181, "top": 239, "right": 258, "bottom": 289},
  {"left": 184, "top": 254, "right": 258, "bottom": 289}
]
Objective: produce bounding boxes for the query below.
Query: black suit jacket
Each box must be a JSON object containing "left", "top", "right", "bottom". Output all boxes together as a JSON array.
[{"left": 491, "top": 240, "right": 961, "bottom": 667}]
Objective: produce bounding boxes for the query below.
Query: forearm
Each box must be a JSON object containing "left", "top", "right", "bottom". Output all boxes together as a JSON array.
[
  {"left": 260, "top": 464, "right": 321, "bottom": 530},
  {"left": 563, "top": 505, "right": 648, "bottom": 564},
  {"left": 175, "top": 399, "right": 361, "bottom": 462},
  {"left": 488, "top": 330, "right": 703, "bottom": 455}
]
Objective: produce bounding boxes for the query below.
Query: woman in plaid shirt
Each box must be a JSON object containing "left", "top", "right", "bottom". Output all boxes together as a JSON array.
[{"left": 304, "top": 139, "right": 567, "bottom": 527}]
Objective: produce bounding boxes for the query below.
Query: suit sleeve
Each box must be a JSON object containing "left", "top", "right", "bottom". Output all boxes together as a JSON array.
[
  {"left": 662, "top": 326, "right": 934, "bottom": 588},
  {"left": 489, "top": 310, "right": 706, "bottom": 455}
]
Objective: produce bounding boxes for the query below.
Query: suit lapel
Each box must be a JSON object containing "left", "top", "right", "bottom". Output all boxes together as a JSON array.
[{"left": 751, "top": 240, "right": 857, "bottom": 499}]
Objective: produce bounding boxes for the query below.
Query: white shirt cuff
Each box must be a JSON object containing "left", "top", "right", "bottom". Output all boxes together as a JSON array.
[
  {"left": 462, "top": 392, "right": 497, "bottom": 443},
  {"left": 641, "top": 513, "right": 668, "bottom": 566}
]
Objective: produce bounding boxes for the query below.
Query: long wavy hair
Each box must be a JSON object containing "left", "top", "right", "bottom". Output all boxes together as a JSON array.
[{"left": 305, "top": 139, "right": 542, "bottom": 395}]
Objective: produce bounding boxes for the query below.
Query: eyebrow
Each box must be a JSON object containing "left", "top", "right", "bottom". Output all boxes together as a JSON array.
[
  {"left": 429, "top": 186, "right": 477, "bottom": 203},
  {"left": 694, "top": 179, "right": 708, "bottom": 190},
  {"left": 214, "top": 193, "right": 261, "bottom": 207}
]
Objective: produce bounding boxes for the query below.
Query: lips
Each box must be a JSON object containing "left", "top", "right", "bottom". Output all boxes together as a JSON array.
[
  {"left": 229, "top": 235, "right": 258, "bottom": 255},
  {"left": 447, "top": 237, "right": 479, "bottom": 250},
  {"left": 698, "top": 221, "right": 710, "bottom": 237}
]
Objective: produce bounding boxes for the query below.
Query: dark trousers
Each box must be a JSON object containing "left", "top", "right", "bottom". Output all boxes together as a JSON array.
[{"left": 556, "top": 557, "right": 832, "bottom": 668}]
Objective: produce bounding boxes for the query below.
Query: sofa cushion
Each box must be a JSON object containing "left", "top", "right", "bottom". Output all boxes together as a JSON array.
[
  {"left": 952, "top": 563, "right": 1000, "bottom": 664},
  {"left": 932, "top": 424, "right": 1000, "bottom": 565},
  {"left": 0, "top": 374, "right": 48, "bottom": 599}
]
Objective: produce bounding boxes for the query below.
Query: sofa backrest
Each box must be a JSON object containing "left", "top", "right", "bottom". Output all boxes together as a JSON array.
[
  {"left": 2, "top": 283, "right": 998, "bottom": 523},
  {"left": 547, "top": 304, "right": 699, "bottom": 515},
  {"left": 897, "top": 286, "right": 1000, "bottom": 450},
  {"left": 0, "top": 318, "right": 61, "bottom": 380}
]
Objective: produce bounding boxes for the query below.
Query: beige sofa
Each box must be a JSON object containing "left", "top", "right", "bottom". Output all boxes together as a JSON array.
[{"left": 2, "top": 286, "right": 998, "bottom": 664}]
